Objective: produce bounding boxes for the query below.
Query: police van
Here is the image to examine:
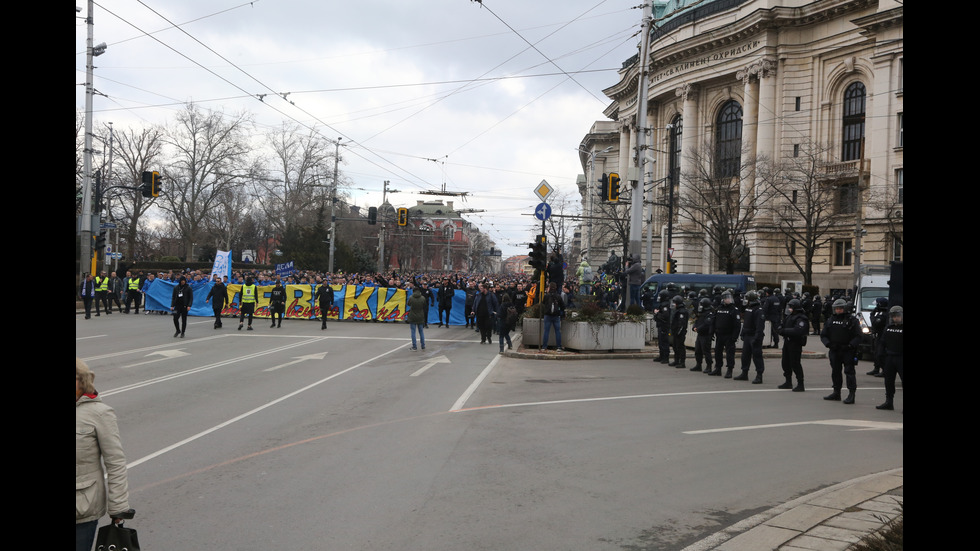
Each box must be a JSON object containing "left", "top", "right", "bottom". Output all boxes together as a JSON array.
[
  {"left": 853, "top": 265, "right": 891, "bottom": 360},
  {"left": 640, "top": 273, "right": 757, "bottom": 299}
]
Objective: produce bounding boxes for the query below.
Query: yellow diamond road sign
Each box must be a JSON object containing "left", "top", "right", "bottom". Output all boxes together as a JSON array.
[{"left": 534, "top": 179, "right": 553, "bottom": 202}]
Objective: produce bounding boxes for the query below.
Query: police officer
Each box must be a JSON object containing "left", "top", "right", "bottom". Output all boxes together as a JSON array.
[
  {"left": 206, "top": 275, "right": 229, "bottom": 328},
  {"left": 314, "top": 279, "right": 335, "bottom": 330},
  {"left": 735, "top": 290, "right": 766, "bottom": 383},
  {"left": 269, "top": 279, "right": 286, "bottom": 328},
  {"left": 653, "top": 290, "right": 672, "bottom": 364},
  {"left": 820, "top": 299, "right": 862, "bottom": 404},
  {"left": 809, "top": 294, "right": 823, "bottom": 335},
  {"left": 712, "top": 291, "right": 741, "bottom": 377},
  {"left": 777, "top": 298, "right": 809, "bottom": 391},
  {"left": 867, "top": 297, "right": 889, "bottom": 376},
  {"left": 124, "top": 271, "right": 142, "bottom": 314},
  {"left": 238, "top": 276, "right": 258, "bottom": 331},
  {"left": 94, "top": 271, "right": 110, "bottom": 316},
  {"left": 876, "top": 306, "right": 904, "bottom": 410},
  {"left": 668, "top": 295, "right": 689, "bottom": 368},
  {"left": 764, "top": 288, "right": 783, "bottom": 348},
  {"left": 691, "top": 297, "right": 714, "bottom": 373}
]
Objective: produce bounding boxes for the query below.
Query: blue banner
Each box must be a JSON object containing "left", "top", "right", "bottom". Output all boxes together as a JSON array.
[{"left": 140, "top": 280, "right": 473, "bottom": 325}]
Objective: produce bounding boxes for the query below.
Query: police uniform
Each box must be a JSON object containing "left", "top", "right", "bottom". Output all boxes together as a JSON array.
[
  {"left": 653, "top": 292, "right": 671, "bottom": 364},
  {"left": 712, "top": 295, "right": 741, "bottom": 377},
  {"left": 876, "top": 306, "right": 904, "bottom": 410},
  {"left": 238, "top": 280, "right": 258, "bottom": 330},
  {"left": 736, "top": 293, "right": 766, "bottom": 383},
  {"left": 820, "top": 300, "right": 862, "bottom": 403},
  {"left": 692, "top": 298, "right": 714, "bottom": 373},
  {"left": 777, "top": 301, "right": 809, "bottom": 391},
  {"left": 668, "top": 296, "right": 689, "bottom": 368}
]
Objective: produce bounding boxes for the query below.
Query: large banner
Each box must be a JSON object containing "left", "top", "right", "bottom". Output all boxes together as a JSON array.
[
  {"left": 140, "top": 280, "right": 472, "bottom": 325},
  {"left": 211, "top": 250, "right": 232, "bottom": 281}
]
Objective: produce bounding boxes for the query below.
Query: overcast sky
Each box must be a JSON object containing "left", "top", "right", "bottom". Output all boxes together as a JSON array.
[{"left": 76, "top": 0, "right": 642, "bottom": 260}]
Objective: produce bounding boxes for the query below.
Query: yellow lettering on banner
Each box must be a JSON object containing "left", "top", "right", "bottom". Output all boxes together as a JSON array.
[
  {"left": 286, "top": 284, "right": 314, "bottom": 319},
  {"left": 377, "top": 288, "right": 407, "bottom": 322},
  {"left": 344, "top": 285, "right": 376, "bottom": 320}
]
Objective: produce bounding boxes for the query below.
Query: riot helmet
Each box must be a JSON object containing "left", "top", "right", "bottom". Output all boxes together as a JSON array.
[
  {"left": 672, "top": 295, "right": 685, "bottom": 306},
  {"left": 721, "top": 291, "right": 733, "bottom": 305},
  {"left": 832, "top": 299, "right": 848, "bottom": 314},
  {"left": 787, "top": 298, "right": 802, "bottom": 312},
  {"left": 889, "top": 305, "right": 903, "bottom": 325},
  {"left": 700, "top": 297, "right": 713, "bottom": 311},
  {"left": 745, "top": 290, "right": 760, "bottom": 304}
]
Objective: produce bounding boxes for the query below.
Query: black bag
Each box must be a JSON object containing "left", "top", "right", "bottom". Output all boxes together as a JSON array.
[{"left": 96, "top": 522, "right": 141, "bottom": 551}]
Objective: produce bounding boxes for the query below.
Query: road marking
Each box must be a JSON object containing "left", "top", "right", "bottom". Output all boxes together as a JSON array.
[
  {"left": 450, "top": 354, "right": 501, "bottom": 411},
  {"left": 127, "top": 342, "right": 411, "bottom": 470},
  {"left": 263, "top": 352, "right": 329, "bottom": 372},
  {"left": 123, "top": 349, "right": 190, "bottom": 368},
  {"left": 410, "top": 355, "right": 451, "bottom": 377},
  {"left": 683, "top": 419, "right": 903, "bottom": 434},
  {"left": 102, "top": 337, "right": 326, "bottom": 396}
]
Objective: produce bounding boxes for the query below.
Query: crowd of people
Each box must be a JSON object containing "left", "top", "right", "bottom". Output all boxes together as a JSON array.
[
  {"left": 79, "top": 255, "right": 902, "bottom": 408},
  {"left": 647, "top": 284, "right": 903, "bottom": 411}
]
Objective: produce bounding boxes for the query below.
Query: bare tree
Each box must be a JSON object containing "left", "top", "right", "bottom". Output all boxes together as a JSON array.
[
  {"left": 591, "top": 198, "right": 631, "bottom": 264},
  {"left": 532, "top": 189, "right": 579, "bottom": 255},
  {"left": 756, "top": 141, "right": 856, "bottom": 285},
  {"left": 158, "top": 103, "right": 254, "bottom": 260},
  {"left": 254, "top": 122, "right": 334, "bottom": 236},
  {"left": 107, "top": 124, "right": 164, "bottom": 261},
  {"left": 676, "top": 143, "right": 758, "bottom": 274}
]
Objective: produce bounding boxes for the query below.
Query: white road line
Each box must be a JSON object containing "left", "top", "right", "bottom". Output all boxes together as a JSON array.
[
  {"left": 127, "top": 342, "right": 411, "bottom": 470},
  {"left": 102, "top": 338, "right": 326, "bottom": 396},
  {"left": 450, "top": 354, "right": 501, "bottom": 411}
]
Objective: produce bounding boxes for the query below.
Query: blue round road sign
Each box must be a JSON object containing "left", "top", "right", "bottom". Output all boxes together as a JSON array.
[{"left": 534, "top": 202, "right": 552, "bottom": 221}]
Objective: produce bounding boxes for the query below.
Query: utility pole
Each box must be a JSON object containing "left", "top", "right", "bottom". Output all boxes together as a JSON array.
[
  {"left": 80, "top": 0, "right": 104, "bottom": 278},
  {"left": 328, "top": 138, "right": 341, "bottom": 273},
  {"left": 628, "top": 1, "right": 653, "bottom": 307}
]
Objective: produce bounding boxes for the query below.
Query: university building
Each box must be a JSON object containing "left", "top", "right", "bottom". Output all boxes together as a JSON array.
[{"left": 577, "top": 0, "right": 902, "bottom": 293}]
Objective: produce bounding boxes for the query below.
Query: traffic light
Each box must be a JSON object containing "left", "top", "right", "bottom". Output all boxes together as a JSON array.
[
  {"left": 666, "top": 257, "right": 678, "bottom": 274},
  {"left": 140, "top": 171, "right": 152, "bottom": 198},
  {"left": 608, "top": 172, "right": 621, "bottom": 202},
  {"left": 397, "top": 207, "right": 408, "bottom": 226},
  {"left": 94, "top": 230, "right": 107, "bottom": 251},
  {"left": 368, "top": 206, "right": 378, "bottom": 225},
  {"left": 150, "top": 171, "right": 162, "bottom": 197},
  {"left": 598, "top": 173, "right": 609, "bottom": 202},
  {"left": 528, "top": 236, "right": 547, "bottom": 271}
]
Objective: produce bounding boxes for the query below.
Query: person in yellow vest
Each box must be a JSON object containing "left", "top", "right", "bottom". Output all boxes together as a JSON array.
[
  {"left": 238, "top": 276, "right": 258, "bottom": 331},
  {"left": 124, "top": 271, "right": 142, "bottom": 314},
  {"left": 94, "top": 271, "right": 110, "bottom": 316}
]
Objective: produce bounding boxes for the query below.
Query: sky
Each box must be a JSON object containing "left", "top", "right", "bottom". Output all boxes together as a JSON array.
[{"left": 76, "top": 0, "right": 643, "bottom": 260}]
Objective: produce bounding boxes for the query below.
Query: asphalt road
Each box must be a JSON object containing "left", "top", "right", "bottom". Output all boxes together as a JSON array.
[{"left": 76, "top": 313, "right": 903, "bottom": 551}]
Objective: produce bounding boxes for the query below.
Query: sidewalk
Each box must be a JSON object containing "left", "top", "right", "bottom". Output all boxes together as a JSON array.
[{"left": 683, "top": 468, "right": 903, "bottom": 551}]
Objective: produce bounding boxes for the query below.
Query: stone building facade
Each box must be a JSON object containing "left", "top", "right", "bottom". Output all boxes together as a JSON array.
[{"left": 579, "top": 0, "right": 903, "bottom": 292}]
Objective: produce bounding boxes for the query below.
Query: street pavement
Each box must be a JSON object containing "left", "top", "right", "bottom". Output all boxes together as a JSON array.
[
  {"left": 504, "top": 331, "right": 903, "bottom": 551},
  {"left": 77, "top": 304, "right": 902, "bottom": 549}
]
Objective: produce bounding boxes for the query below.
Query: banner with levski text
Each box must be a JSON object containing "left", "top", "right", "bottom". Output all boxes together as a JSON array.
[{"left": 140, "top": 280, "right": 471, "bottom": 325}]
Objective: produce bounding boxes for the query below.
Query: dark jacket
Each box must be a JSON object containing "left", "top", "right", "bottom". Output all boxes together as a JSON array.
[
  {"left": 472, "top": 290, "right": 499, "bottom": 319},
  {"left": 171, "top": 283, "right": 194, "bottom": 311},
  {"left": 779, "top": 311, "right": 809, "bottom": 346}
]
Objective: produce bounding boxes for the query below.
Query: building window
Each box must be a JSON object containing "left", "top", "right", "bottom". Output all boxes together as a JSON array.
[
  {"left": 793, "top": 144, "right": 799, "bottom": 157},
  {"left": 897, "top": 112, "right": 903, "bottom": 148},
  {"left": 669, "top": 114, "right": 682, "bottom": 191},
  {"left": 795, "top": 97, "right": 801, "bottom": 111},
  {"left": 896, "top": 168, "right": 903, "bottom": 204},
  {"left": 715, "top": 100, "right": 742, "bottom": 178},
  {"left": 892, "top": 238, "right": 903, "bottom": 262},
  {"left": 838, "top": 183, "right": 858, "bottom": 214},
  {"left": 834, "top": 240, "right": 852, "bottom": 267},
  {"left": 842, "top": 82, "right": 866, "bottom": 162}
]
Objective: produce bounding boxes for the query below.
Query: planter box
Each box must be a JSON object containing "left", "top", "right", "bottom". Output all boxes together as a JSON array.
[
  {"left": 564, "top": 321, "right": 644, "bottom": 352},
  {"left": 521, "top": 317, "right": 542, "bottom": 347}
]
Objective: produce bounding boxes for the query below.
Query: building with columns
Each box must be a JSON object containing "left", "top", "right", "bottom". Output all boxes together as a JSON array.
[{"left": 579, "top": 0, "right": 902, "bottom": 293}]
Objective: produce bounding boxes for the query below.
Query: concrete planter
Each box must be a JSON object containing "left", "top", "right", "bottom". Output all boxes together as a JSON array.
[
  {"left": 564, "top": 321, "right": 644, "bottom": 352},
  {"left": 521, "top": 317, "right": 542, "bottom": 348}
]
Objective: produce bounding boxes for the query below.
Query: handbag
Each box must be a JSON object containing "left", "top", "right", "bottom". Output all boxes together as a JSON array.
[{"left": 95, "top": 521, "right": 141, "bottom": 551}]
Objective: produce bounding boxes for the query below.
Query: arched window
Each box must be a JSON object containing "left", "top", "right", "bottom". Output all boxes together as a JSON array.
[
  {"left": 669, "top": 114, "right": 683, "bottom": 190},
  {"left": 842, "top": 82, "right": 866, "bottom": 161},
  {"left": 715, "top": 100, "right": 742, "bottom": 178}
]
